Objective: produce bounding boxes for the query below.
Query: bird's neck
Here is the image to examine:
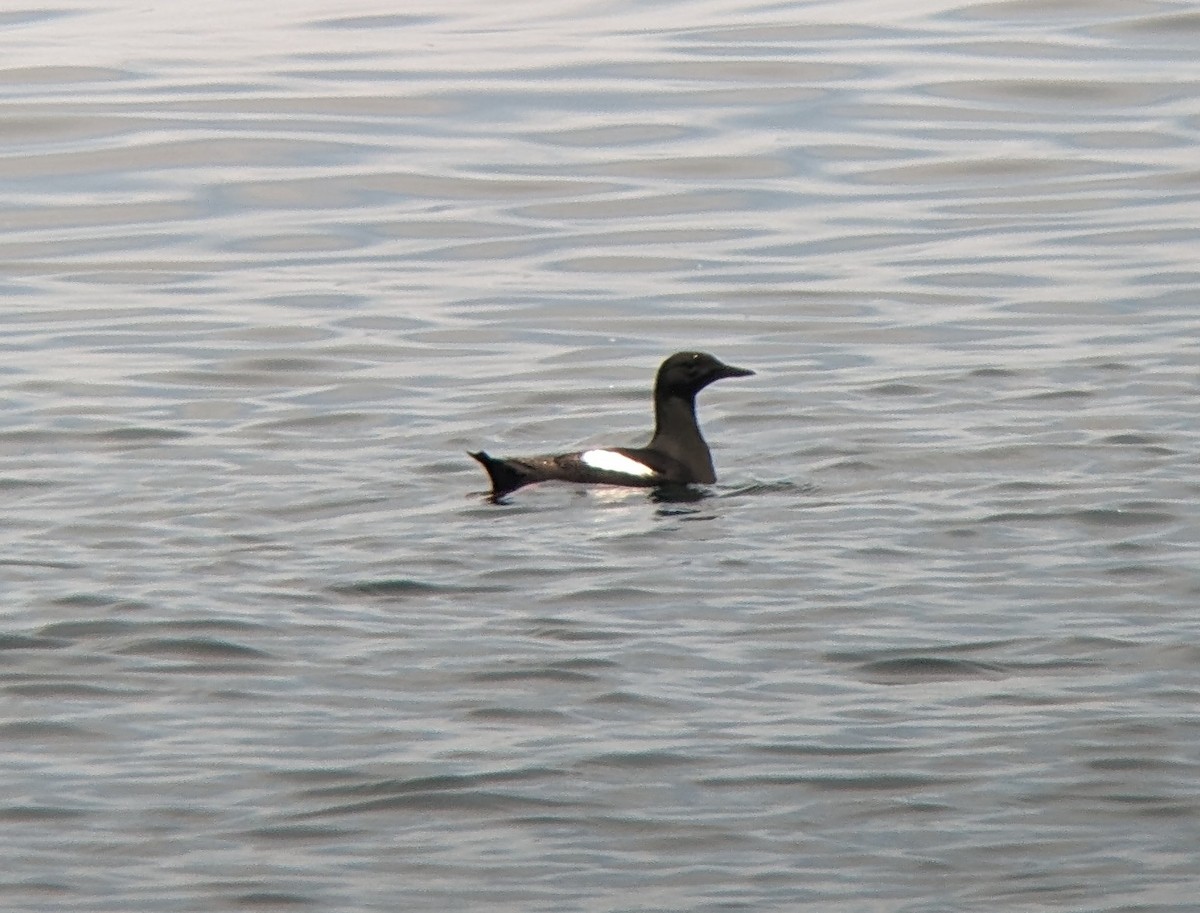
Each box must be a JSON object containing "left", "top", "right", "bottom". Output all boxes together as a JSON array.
[{"left": 650, "top": 392, "right": 715, "bottom": 482}]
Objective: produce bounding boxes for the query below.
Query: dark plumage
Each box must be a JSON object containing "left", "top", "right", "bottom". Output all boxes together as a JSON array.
[{"left": 469, "top": 351, "right": 754, "bottom": 501}]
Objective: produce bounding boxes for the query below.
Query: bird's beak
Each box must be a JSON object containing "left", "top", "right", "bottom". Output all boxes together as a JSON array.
[{"left": 717, "top": 362, "right": 755, "bottom": 379}]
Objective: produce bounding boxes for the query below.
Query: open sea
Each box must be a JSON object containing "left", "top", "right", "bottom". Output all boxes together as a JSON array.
[{"left": 2, "top": 1, "right": 1199, "bottom": 910}]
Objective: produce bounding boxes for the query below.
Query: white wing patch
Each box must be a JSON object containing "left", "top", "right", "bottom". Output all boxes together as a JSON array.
[{"left": 580, "top": 449, "right": 658, "bottom": 478}]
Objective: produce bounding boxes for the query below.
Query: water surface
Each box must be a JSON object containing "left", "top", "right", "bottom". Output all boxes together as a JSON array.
[{"left": 2, "top": 1, "right": 1199, "bottom": 910}]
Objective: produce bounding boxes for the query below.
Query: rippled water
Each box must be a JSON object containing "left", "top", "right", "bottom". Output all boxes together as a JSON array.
[{"left": 3, "top": 1, "right": 1199, "bottom": 910}]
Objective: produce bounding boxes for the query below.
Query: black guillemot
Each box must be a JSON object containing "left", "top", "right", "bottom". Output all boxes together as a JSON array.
[{"left": 469, "top": 351, "right": 754, "bottom": 501}]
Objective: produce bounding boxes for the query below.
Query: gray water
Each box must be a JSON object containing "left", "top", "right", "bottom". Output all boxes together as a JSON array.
[{"left": 3, "top": 1, "right": 1199, "bottom": 911}]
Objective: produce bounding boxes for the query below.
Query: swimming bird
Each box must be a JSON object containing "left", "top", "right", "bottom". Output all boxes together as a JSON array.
[{"left": 469, "top": 351, "right": 753, "bottom": 501}]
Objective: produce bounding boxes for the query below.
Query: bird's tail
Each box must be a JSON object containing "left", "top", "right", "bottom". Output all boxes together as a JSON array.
[{"left": 468, "top": 451, "right": 525, "bottom": 500}]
